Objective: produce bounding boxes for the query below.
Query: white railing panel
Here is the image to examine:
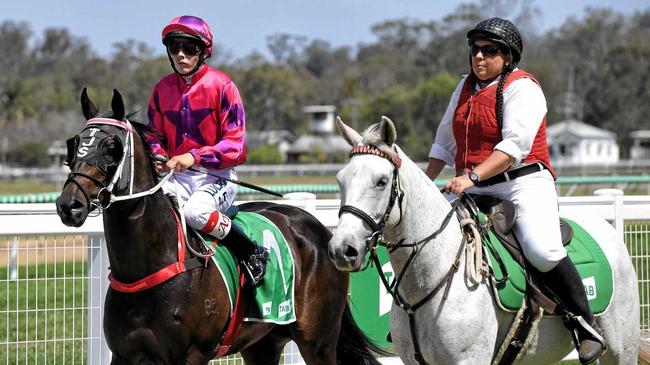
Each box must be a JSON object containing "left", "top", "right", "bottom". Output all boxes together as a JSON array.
[{"left": 0, "top": 191, "right": 649, "bottom": 364}]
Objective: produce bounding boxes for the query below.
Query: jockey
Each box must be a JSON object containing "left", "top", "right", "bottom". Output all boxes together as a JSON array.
[
  {"left": 425, "top": 17, "right": 605, "bottom": 364},
  {"left": 145, "top": 15, "right": 268, "bottom": 287}
]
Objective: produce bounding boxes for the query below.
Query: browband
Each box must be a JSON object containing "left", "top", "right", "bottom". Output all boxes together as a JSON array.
[
  {"left": 350, "top": 144, "right": 402, "bottom": 168},
  {"left": 86, "top": 118, "right": 133, "bottom": 132}
]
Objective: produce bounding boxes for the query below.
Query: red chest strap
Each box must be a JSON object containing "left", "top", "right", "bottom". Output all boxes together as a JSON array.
[{"left": 108, "top": 208, "right": 204, "bottom": 293}]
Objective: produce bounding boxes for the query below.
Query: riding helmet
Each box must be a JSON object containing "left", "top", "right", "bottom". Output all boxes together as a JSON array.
[
  {"left": 467, "top": 17, "right": 523, "bottom": 65},
  {"left": 162, "top": 15, "right": 214, "bottom": 57}
]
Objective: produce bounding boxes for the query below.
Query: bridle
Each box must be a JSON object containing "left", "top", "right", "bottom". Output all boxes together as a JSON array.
[
  {"left": 62, "top": 117, "right": 212, "bottom": 293},
  {"left": 63, "top": 117, "right": 172, "bottom": 213},
  {"left": 338, "top": 144, "right": 404, "bottom": 267},
  {"left": 338, "top": 143, "right": 463, "bottom": 365}
]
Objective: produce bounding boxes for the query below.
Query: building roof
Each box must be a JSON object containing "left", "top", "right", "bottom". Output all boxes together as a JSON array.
[
  {"left": 302, "top": 105, "right": 337, "bottom": 113},
  {"left": 630, "top": 130, "right": 650, "bottom": 139},
  {"left": 246, "top": 130, "right": 295, "bottom": 149},
  {"left": 546, "top": 120, "right": 615, "bottom": 140},
  {"left": 288, "top": 134, "right": 350, "bottom": 154}
]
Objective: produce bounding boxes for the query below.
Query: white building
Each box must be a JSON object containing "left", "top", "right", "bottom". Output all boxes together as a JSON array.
[
  {"left": 302, "top": 105, "right": 337, "bottom": 134},
  {"left": 246, "top": 130, "right": 295, "bottom": 162},
  {"left": 287, "top": 105, "right": 349, "bottom": 163},
  {"left": 630, "top": 130, "right": 650, "bottom": 160},
  {"left": 547, "top": 120, "right": 619, "bottom": 166}
]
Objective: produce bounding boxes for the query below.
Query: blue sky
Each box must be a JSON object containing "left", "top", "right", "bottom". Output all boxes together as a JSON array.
[{"left": 2, "top": 0, "right": 648, "bottom": 59}]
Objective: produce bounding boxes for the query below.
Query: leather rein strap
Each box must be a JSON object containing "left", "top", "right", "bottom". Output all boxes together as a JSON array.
[{"left": 108, "top": 207, "right": 205, "bottom": 293}]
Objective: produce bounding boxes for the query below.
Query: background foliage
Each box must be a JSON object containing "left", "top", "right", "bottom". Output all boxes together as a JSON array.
[{"left": 1, "top": 0, "right": 649, "bottom": 166}]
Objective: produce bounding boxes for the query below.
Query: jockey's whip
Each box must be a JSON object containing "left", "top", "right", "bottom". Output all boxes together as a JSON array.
[
  {"left": 188, "top": 166, "right": 283, "bottom": 198},
  {"left": 154, "top": 156, "right": 284, "bottom": 198}
]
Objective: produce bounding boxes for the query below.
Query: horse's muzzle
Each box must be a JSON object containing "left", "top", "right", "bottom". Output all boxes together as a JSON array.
[
  {"left": 328, "top": 239, "right": 362, "bottom": 272},
  {"left": 56, "top": 192, "right": 88, "bottom": 227}
]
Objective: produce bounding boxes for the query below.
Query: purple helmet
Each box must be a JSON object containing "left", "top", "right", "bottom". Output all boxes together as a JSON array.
[{"left": 162, "top": 15, "right": 213, "bottom": 57}]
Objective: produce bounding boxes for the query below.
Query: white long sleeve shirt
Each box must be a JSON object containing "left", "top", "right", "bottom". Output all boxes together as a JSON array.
[{"left": 428, "top": 70, "right": 548, "bottom": 169}]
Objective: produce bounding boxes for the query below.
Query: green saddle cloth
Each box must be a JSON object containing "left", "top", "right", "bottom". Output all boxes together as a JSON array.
[
  {"left": 199, "top": 211, "right": 297, "bottom": 324},
  {"left": 485, "top": 217, "right": 613, "bottom": 314}
]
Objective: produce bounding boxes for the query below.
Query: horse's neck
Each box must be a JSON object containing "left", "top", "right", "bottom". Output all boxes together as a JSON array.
[
  {"left": 384, "top": 157, "right": 464, "bottom": 296},
  {"left": 103, "top": 189, "right": 178, "bottom": 281}
]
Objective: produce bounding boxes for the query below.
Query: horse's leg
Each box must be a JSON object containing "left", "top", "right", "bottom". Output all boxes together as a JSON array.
[
  {"left": 239, "top": 333, "right": 286, "bottom": 365},
  {"left": 288, "top": 277, "right": 345, "bottom": 365}
]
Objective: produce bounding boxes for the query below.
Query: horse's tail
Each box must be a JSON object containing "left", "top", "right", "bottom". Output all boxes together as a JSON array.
[
  {"left": 639, "top": 336, "right": 650, "bottom": 364},
  {"left": 337, "top": 302, "right": 393, "bottom": 365}
]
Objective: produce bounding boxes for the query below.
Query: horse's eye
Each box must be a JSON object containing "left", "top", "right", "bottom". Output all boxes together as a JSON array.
[
  {"left": 99, "top": 137, "right": 122, "bottom": 167},
  {"left": 376, "top": 177, "right": 388, "bottom": 188}
]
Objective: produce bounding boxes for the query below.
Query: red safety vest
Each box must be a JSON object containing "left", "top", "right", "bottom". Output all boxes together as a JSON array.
[{"left": 452, "top": 70, "right": 556, "bottom": 179}]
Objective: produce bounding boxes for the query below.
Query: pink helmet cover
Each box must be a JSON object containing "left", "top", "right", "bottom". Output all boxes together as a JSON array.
[{"left": 162, "top": 15, "right": 213, "bottom": 57}]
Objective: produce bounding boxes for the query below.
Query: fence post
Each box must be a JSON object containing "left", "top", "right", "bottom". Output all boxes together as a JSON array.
[
  {"left": 594, "top": 189, "right": 625, "bottom": 243},
  {"left": 87, "top": 233, "right": 111, "bottom": 365},
  {"left": 283, "top": 192, "right": 317, "bottom": 214},
  {"left": 9, "top": 236, "right": 18, "bottom": 280}
]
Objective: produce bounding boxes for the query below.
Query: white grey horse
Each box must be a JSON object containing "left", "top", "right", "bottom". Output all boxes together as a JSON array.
[{"left": 328, "top": 116, "right": 642, "bottom": 364}]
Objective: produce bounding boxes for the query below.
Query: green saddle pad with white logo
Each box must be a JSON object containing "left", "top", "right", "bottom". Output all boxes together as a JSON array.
[
  {"left": 199, "top": 211, "right": 296, "bottom": 324},
  {"left": 485, "top": 218, "right": 613, "bottom": 314}
]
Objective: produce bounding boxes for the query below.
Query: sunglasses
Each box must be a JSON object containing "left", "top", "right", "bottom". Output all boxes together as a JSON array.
[
  {"left": 167, "top": 40, "right": 202, "bottom": 56},
  {"left": 470, "top": 44, "right": 502, "bottom": 57}
]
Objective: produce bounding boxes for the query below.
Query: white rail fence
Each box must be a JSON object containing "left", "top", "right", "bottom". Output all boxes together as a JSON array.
[{"left": 0, "top": 190, "right": 649, "bottom": 364}]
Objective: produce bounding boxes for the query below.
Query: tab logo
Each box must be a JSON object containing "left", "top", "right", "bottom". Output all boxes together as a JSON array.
[
  {"left": 278, "top": 300, "right": 292, "bottom": 316},
  {"left": 379, "top": 262, "right": 394, "bottom": 316},
  {"left": 582, "top": 276, "right": 597, "bottom": 301}
]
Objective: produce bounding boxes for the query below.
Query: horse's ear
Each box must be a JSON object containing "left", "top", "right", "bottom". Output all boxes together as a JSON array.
[
  {"left": 80, "top": 87, "right": 98, "bottom": 120},
  {"left": 336, "top": 116, "right": 362, "bottom": 146},
  {"left": 111, "top": 89, "right": 125, "bottom": 121},
  {"left": 380, "top": 116, "right": 397, "bottom": 146}
]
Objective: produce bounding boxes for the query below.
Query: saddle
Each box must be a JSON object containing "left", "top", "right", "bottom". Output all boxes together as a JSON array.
[{"left": 465, "top": 195, "right": 573, "bottom": 314}]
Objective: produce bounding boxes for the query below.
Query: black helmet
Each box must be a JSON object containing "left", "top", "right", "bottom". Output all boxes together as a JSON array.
[{"left": 467, "top": 17, "right": 523, "bottom": 65}]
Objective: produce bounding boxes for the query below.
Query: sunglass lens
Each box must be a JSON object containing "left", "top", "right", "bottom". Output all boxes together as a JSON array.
[
  {"left": 168, "top": 41, "right": 200, "bottom": 56},
  {"left": 484, "top": 46, "right": 499, "bottom": 56},
  {"left": 182, "top": 43, "right": 199, "bottom": 56},
  {"left": 471, "top": 45, "right": 500, "bottom": 57}
]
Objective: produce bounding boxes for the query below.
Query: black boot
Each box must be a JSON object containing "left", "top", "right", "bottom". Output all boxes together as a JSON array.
[
  {"left": 539, "top": 256, "right": 606, "bottom": 364},
  {"left": 220, "top": 224, "right": 269, "bottom": 287}
]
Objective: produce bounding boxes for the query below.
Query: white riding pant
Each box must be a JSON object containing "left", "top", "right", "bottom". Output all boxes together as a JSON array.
[
  {"left": 162, "top": 169, "right": 237, "bottom": 232},
  {"left": 465, "top": 169, "right": 566, "bottom": 272}
]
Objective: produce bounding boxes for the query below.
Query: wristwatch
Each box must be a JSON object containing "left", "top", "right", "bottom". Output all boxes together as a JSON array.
[{"left": 469, "top": 171, "right": 480, "bottom": 186}]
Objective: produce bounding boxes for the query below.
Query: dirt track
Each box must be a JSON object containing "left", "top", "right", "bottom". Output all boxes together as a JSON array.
[{"left": 0, "top": 235, "right": 91, "bottom": 267}]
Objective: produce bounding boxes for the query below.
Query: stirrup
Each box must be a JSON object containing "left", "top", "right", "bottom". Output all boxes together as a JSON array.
[
  {"left": 242, "top": 247, "right": 268, "bottom": 287},
  {"left": 574, "top": 316, "right": 606, "bottom": 364}
]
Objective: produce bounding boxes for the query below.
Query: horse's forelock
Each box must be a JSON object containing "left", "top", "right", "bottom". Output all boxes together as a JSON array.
[{"left": 361, "top": 122, "right": 401, "bottom": 166}]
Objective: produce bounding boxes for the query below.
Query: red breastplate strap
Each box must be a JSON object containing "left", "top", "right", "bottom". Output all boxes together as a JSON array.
[{"left": 108, "top": 208, "right": 203, "bottom": 293}]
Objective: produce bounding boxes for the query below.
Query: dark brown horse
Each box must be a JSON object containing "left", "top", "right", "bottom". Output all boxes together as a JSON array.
[{"left": 56, "top": 89, "right": 386, "bottom": 365}]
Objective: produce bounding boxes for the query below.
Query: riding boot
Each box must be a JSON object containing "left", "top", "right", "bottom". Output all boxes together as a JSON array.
[
  {"left": 220, "top": 223, "right": 269, "bottom": 287},
  {"left": 538, "top": 256, "right": 606, "bottom": 364}
]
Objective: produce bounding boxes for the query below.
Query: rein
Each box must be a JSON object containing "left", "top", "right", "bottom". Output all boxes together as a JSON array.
[{"left": 339, "top": 144, "right": 463, "bottom": 365}]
